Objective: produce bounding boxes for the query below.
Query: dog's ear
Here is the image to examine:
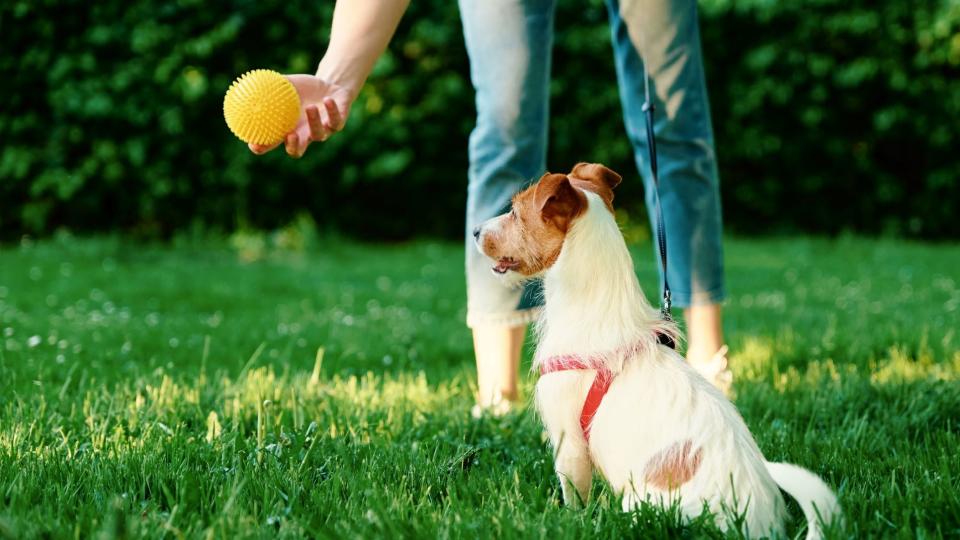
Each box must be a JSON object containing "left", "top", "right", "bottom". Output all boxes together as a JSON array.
[
  {"left": 570, "top": 162, "right": 622, "bottom": 190},
  {"left": 534, "top": 173, "right": 587, "bottom": 231},
  {"left": 569, "top": 163, "right": 621, "bottom": 211}
]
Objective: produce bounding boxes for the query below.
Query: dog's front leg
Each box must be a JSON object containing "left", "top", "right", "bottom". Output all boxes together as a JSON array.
[
  {"left": 553, "top": 433, "right": 593, "bottom": 508},
  {"left": 537, "top": 374, "right": 595, "bottom": 508}
]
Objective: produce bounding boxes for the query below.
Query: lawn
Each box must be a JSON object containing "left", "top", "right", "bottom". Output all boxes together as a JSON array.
[{"left": 0, "top": 234, "right": 958, "bottom": 538}]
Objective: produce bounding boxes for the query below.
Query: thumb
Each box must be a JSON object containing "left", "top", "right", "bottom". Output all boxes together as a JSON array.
[{"left": 249, "top": 142, "right": 280, "bottom": 155}]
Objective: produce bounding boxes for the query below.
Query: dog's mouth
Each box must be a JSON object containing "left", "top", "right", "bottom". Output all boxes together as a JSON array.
[{"left": 492, "top": 257, "right": 520, "bottom": 275}]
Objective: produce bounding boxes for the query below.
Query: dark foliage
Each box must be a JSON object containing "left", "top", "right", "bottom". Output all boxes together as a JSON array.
[{"left": 2, "top": 0, "right": 958, "bottom": 239}]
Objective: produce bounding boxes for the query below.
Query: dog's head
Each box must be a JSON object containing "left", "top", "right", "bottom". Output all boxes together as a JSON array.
[{"left": 474, "top": 162, "right": 622, "bottom": 277}]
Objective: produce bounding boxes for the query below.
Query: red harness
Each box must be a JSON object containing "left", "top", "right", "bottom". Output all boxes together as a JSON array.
[
  {"left": 538, "top": 333, "right": 675, "bottom": 442},
  {"left": 539, "top": 355, "right": 614, "bottom": 442}
]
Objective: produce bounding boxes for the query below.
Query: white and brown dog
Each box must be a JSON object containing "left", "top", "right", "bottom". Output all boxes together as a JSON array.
[{"left": 475, "top": 163, "right": 841, "bottom": 539}]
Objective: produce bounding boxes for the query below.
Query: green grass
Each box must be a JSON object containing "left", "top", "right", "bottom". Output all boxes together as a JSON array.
[{"left": 1, "top": 234, "right": 958, "bottom": 539}]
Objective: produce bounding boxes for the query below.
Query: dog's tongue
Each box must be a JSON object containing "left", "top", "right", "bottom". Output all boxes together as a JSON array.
[{"left": 494, "top": 258, "right": 519, "bottom": 274}]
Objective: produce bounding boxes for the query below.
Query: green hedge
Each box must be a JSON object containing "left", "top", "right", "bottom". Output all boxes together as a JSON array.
[{"left": 2, "top": 0, "right": 958, "bottom": 239}]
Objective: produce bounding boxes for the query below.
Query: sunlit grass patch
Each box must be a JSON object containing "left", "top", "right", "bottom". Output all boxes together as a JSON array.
[{"left": 0, "top": 235, "right": 958, "bottom": 538}]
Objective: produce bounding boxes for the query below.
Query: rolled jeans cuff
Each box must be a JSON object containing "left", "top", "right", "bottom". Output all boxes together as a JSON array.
[
  {"left": 669, "top": 284, "right": 727, "bottom": 308},
  {"left": 466, "top": 306, "right": 542, "bottom": 329}
]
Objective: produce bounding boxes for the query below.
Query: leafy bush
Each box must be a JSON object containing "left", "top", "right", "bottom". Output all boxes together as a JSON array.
[
  {"left": 698, "top": 0, "right": 960, "bottom": 237},
  {"left": 2, "top": 0, "right": 958, "bottom": 239}
]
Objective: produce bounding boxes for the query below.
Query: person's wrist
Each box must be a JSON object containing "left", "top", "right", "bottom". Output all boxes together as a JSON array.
[{"left": 316, "top": 56, "right": 363, "bottom": 99}]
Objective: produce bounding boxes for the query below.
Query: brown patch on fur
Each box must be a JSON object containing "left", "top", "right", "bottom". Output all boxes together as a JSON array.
[
  {"left": 478, "top": 172, "right": 587, "bottom": 276},
  {"left": 534, "top": 173, "right": 586, "bottom": 232},
  {"left": 643, "top": 440, "right": 703, "bottom": 490},
  {"left": 568, "top": 162, "right": 622, "bottom": 212}
]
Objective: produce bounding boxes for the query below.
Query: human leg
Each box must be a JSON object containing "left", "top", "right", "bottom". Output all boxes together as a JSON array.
[
  {"left": 471, "top": 325, "right": 525, "bottom": 415},
  {"left": 604, "top": 0, "right": 730, "bottom": 389},
  {"left": 459, "top": 0, "right": 557, "bottom": 409}
]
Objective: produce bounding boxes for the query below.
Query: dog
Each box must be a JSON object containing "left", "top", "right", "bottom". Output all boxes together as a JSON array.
[{"left": 474, "top": 163, "right": 841, "bottom": 539}]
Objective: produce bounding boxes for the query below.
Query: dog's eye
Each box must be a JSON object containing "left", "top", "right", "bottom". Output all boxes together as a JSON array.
[{"left": 510, "top": 209, "right": 517, "bottom": 219}]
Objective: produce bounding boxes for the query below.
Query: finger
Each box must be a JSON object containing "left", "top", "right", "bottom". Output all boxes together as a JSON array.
[
  {"left": 323, "top": 97, "right": 343, "bottom": 131},
  {"left": 299, "top": 131, "right": 312, "bottom": 155},
  {"left": 249, "top": 142, "right": 279, "bottom": 155},
  {"left": 305, "top": 105, "right": 327, "bottom": 141},
  {"left": 315, "top": 103, "right": 332, "bottom": 141},
  {"left": 285, "top": 132, "right": 302, "bottom": 158}
]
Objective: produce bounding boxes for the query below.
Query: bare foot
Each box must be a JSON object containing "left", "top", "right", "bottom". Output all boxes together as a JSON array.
[{"left": 688, "top": 344, "right": 733, "bottom": 395}]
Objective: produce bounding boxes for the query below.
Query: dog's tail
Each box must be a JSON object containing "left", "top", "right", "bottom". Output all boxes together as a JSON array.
[{"left": 765, "top": 461, "right": 842, "bottom": 540}]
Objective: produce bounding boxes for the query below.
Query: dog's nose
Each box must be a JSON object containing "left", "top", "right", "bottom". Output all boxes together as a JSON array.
[{"left": 472, "top": 227, "right": 481, "bottom": 241}]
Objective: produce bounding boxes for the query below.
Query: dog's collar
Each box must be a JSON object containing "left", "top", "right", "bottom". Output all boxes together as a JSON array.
[{"left": 538, "top": 332, "right": 675, "bottom": 442}]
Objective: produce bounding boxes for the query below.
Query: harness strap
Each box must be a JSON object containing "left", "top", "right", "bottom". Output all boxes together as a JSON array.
[
  {"left": 539, "top": 356, "right": 613, "bottom": 442},
  {"left": 538, "top": 333, "right": 674, "bottom": 442},
  {"left": 656, "top": 327, "right": 676, "bottom": 350}
]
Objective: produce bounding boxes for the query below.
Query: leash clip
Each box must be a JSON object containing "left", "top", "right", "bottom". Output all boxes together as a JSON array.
[{"left": 661, "top": 290, "right": 672, "bottom": 321}]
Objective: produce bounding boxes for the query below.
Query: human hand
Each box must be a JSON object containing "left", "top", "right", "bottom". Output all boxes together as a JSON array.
[{"left": 248, "top": 74, "right": 354, "bottom": 158}]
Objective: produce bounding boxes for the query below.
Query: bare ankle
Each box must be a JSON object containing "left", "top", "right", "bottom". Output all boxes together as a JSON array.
[
  {"left": 683, "top": 303, "right": 724, "bottom": 364},
  {"left": 472, "top": 324, "right": 525, "bottom": 406}
]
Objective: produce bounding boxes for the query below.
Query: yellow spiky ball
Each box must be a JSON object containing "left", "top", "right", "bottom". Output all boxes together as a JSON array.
[{"left": 223, "top": 69, "right": 301, "bottom": 145}]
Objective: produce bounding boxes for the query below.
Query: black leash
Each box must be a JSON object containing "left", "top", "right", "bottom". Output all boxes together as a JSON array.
[{"left": 641, "top": 59, "right": 673, "bottom": 324}]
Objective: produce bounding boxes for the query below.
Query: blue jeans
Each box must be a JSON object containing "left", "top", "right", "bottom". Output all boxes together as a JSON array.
[{"left": 460, "top": 0, "right": 725, "bottom": 327}]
